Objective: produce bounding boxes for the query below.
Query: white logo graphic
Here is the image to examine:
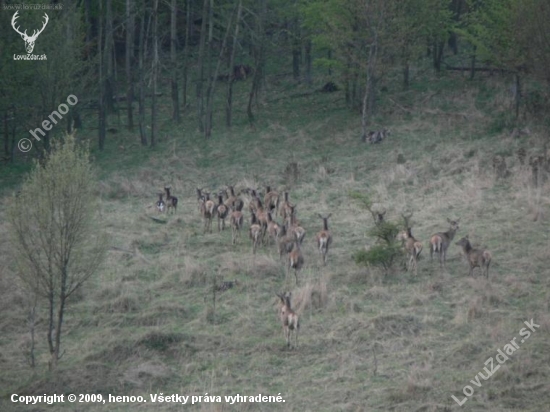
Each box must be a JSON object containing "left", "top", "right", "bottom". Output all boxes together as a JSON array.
[{"left": 11, "top": 11, "right": 49, "bottom": 54}]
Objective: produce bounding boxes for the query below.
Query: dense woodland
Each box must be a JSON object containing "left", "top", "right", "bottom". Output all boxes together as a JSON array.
[{"left": 1, "top": 0, "right": 550, "bottom": 160}]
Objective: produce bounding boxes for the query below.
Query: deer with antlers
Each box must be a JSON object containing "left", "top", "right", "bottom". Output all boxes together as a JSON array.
[
  {"left": 12, "top": 11, "right": 49, "bottom": 54},
  {"left": 276, "top": 292, "right": 299, "bottom": 349}
]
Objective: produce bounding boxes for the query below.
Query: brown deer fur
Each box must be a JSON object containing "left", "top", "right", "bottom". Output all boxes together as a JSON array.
[
  {"left": 315, "top": 213, "right": 332, "bottom": 265},
  {"left": 164, "top": 187, "right": 178, "bottom": 213},
  {"left": 216, "top": 194, "right": 229, "bottom": 231},
  {"left": 287, "top": 205, "right": 306, "bottom": 244},
  {"left": 279, "top": 191, "right": 293, "bottom": 223},
  {"left": 397, "top": 227, "right": 422, "bottom": 275},
  {"left": 249, "top": 211, "right": 262, "bottom": 254},
  {"left": 456, "top": 236, "right": 492, "bottom": 278},
  {"left": 200, "top": 192, "right": 217, "bottom": 233},
  {"left": 430, "top": 218, "right": 460, "bottom": 268},
  {"left": 229, "top": 208, "right": 244, "bottom": 245},
  {"left": 225, "top": 185, "right": 244, "bottom": 212},
  {"left": 267, "top": 212, "right": 283, "bottom": 245},
  {"left": 276, "top": 292, "right": 299, "bottom": 348},
  {"left": 264, "top": 186, "right": 280, "bottom": 215},
  {"left": 288, "top": 238, "right": 304, "bottom": 286}
]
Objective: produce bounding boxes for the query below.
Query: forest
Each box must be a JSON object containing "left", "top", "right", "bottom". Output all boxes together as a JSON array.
[{"left": 1, "top": 0, "right": 550, "bottom": 411}]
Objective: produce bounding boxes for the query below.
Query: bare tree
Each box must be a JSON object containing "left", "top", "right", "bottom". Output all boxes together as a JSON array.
[
  {"left": 7, "top": 134, "right": 106, "bottom": 370},
  {"left": 226, "top": 0, "right": 243, "bottom": 128},
  {"left": 126, "top": 0, "right": 135, "bottom": 130},
  {"left": 170, "top": 0, "right": 180, "bottom": 123},
  {"left": 196, "top": 0, "right": 209, "bottom": 132},
  {"left": 151, "top": 0, "right": 159, "bottom": 146}
]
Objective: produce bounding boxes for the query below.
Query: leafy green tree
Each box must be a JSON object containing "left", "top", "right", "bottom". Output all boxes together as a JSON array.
[{"left": 8, "top": 133, "right": 106, "bottom": 370}]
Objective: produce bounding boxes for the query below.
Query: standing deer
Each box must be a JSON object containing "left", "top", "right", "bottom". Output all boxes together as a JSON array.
[
  {"left": 229, "top": 208, "right": 244, "bottom": 245},
  {"left": 397, "top": 213, "right": 423, "bottom": 275},
  {"left": 456, "top": 236, "right": 492, "bottom": 278},
  {"left": 216, "top": 193, "right": 229, "bottom": 231},
  {"left": 430, "top": 218, "right": 460, "bottom": 268},
  {"left": 200, "top": 191, "right": 217, "bottom": 233},
  {"left": 164, "top": 187, "right": 178, "bottom": 214},
  {"left": 397, "top": 228, "right": 423, "bottom": 275},
  {"left": 315, "top": 213, "right": 332, "bottom": 265},
  {"left": 288, "top": 238, "right": 304, "bottom": 286},
  {"left": 249, "top": 211, "right": 262, "bottom": 254},
  {"left": 276, "top": 292, "right": 299, "bottom": 349},
  {"left": 155, "top": 193, "right": 166, "bottom": 213}
]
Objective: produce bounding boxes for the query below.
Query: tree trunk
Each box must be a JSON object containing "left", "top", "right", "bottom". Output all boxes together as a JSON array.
[
  {"left": 98, "top": 0, "right": 106, "bottom": 151},
  {"left": 292, "top": 19, "right": 301, "bottom": 82},
  {"left": 183, "top": 0, "right": 191, "bottom": 110},
  {"left": 126, "top": 0, "right": 134, "bottom": 131},
  {"left": 105, "top": 0, "right": 114, "bottom": 113},
  {"left": 514, "top": 73, "right": 521, "bottom": 119},
  {"left": 247, "top": 0, "right": 266, "bottom": 125},
  {"left": 138, "top": 3, "right": 148, "bottom": 145},
  {"left": 361, "top": 38, "right": 378, "bottom": 138},
  {"left": 433, "top": 39, "right": 444, "bottom": 72},
  {"left": 305, "top": 38, "right": 312, "bottom": 85},
  {"left": 170, "top": 0, "right": 180, "bottom": 123},
  {"left": 403, "top": 61, "right": 409, "bottom": 90},
  {"left": 470, "top": 45, "right": 477, "bottom": 80},
  {"left": 196, "top": 0, "right": 209, "bottom": 132},
  {"left": 4, "top": 111, "right": 8, "bottom": 160},
  {"left": 51, "top": 278, "right": 67, "bottom": 370},
  {"left": 226, "top": 0, "right": 243, "bottom": 128},
  {"left": 151, "top": 0, "right": 159, "bottom": 147},
  {"left": 205, "top": 2, "right": 236, "bottom": 137}
]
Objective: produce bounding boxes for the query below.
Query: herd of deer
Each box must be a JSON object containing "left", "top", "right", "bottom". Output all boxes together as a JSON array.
[
  {"left": 153, "top": 186, "right": 492, "bottom": 349},
  {"left": 397, "top": 215, "right": 492, "bottom": 279}
]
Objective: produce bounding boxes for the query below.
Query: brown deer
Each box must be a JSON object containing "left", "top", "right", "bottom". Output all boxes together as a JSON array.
[
  {"left": 264, "top": 186, "right": 280, "bottom": 215},
  {"left": 200, "top": 191, "right": 217, "bottom": 233},
  {"left": 287, "top": 205, "right": 306, "bottom": 244},
  {"left": 229, "top": 208, "right": 244, "bottom": 245},
  {"left": 397, "top": 228, "right": 423, "bottom": 275},
  {"left": 279, "top": 191, "right": 293, "bottom": 223},
  {"left": 315, "top": 213, "right": 332, "bottom": 265},
  {"left": 216, "top": 193, "right": 229, "bottom": 231},
  {"left": 456, "top": 236, "right": 492, "bottom": 278},
  {"left": 288, "top": 237, "right": 304, "bottom": 286},
  {"left": 397, "top": 213, "right": 423, "bottom": 275},
  {"left": 249, "top": 211, "right": 262, "bottom": 254},
  {"left": 225, "top": 185, "right": 244, "bottom": 212},
  {"left": 430, "top": 218, "right": 460, "bottom": 268},
  {"left": 277, "top": 225, "right": 296, "bottom": 260},
  {"left": 276, "top": 292, "right": 299, "bottom": 349},
  {"left": 164, "top": 187, "right": 178, "bottom": 214},
  {"left": 266, "top": 212, "right": 283, "bottom": 245}
]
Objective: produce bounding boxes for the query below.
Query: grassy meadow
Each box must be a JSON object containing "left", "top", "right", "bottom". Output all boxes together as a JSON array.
[{"left": 1, "top": 70, "right": 550, "bottom": 412}]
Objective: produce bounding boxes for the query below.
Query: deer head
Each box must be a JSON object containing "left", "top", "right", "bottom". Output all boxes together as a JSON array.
[{"left": 12, "top": 11, "right": 49, "bottom": 54}]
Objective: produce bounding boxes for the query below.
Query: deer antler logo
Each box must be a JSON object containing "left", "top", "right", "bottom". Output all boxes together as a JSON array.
[{"left": 11, "top": 11, "right": 49, "bottom": 54}]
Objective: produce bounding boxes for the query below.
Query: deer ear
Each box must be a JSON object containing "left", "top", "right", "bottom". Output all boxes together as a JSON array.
[{"left": 327, "top": 213, "right": 332, "bottom": 219}]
